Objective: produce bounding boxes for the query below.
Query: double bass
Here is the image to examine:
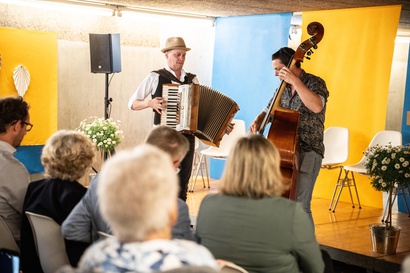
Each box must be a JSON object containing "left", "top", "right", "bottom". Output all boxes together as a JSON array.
[{"left": 259, "top": 22, "right": 324, "bottom": 200}]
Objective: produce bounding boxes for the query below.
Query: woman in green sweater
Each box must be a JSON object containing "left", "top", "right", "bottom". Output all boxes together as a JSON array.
[{"left": 195, "top": 134, "right": 324, "bottom": 273}]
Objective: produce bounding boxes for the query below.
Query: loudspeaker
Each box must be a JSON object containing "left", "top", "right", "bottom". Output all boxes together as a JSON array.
[{"left": 89, "top": 33, "right": 121, "bottom": 73}]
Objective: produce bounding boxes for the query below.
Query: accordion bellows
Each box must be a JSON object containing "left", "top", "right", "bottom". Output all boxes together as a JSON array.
[{"left": 161, "top": 83, "right": 239, "bottom": 147}]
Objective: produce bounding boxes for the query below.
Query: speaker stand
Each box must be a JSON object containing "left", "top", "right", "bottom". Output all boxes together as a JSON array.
[
  {"left": 104, "top": 73, "right": 113, "bottom": 161},
  {"left": 104, "top": 73, "right": 112, "bottom": 120}
]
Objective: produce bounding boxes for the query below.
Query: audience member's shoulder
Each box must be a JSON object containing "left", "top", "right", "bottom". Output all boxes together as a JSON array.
[
  {"left": 27, "top": 178, "right": 46, "bottom": 189},
  {"left": 201, "top": 193, "right": 221, "bottom": 202},
  {"left": 272, "top": 195, "right": 300, "bottom": 205},
  {"left": 89, "top": 175, "right": 100, "bottom": 186},
  {"left": 71, "top": 180, "right": 88, "bottom": 190},
  {"left": 177, "top": 198, "right": 188, "bottom": 207},
  {"left": 1, "top": 152, "right": 29, "bottom": 171}
]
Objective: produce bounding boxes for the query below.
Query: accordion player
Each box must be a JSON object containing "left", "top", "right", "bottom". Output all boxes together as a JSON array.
[{"left": 160, "top": 83, "right": 239, "bottom": 147}]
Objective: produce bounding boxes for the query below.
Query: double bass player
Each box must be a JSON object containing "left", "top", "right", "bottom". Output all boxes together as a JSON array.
[{"left": 249, "top": 47, "right": 329, "bottom": 224}]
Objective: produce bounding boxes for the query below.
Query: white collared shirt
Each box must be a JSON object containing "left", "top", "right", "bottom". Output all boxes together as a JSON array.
[{"left": 128, "top": 64, "right": 199, "bottom": 110}]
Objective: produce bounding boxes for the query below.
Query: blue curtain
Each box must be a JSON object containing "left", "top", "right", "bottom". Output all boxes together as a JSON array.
[
  {"left": 210, "top": 13, "right": 292, "bottom": 178},
  {"left": 15, "top": 146, "right": 44, "bottom": 174}
]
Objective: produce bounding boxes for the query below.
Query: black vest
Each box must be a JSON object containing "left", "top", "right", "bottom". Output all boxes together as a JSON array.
[{"left": 152, "top": 69, "right": 196, "bottom": 125}]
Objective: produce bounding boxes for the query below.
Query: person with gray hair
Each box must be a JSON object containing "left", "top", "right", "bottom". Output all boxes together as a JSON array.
[
  {"left": 20, "top": 130, "right": 96, "bottom": 273},
  {"left": 62, "top": 125, "right": 195, "bottom": 245},
  {"left": 0, "top": 96, "right": 31, "bottom": 245},
  {"left": 75, "top": 144, "right": 218, "bottom": 272},
  {"left": 196, "top": 134, "right": 324, "bottom": 273}
]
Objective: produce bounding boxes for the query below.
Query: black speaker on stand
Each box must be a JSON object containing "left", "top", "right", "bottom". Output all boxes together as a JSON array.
[{"left": 89, "top": 33, "right": 122, "bottom": 161}]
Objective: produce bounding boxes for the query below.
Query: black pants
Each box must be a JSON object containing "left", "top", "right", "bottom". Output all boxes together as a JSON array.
[{"left": 178, "top": 134, "right": 195, "bottom": 201}]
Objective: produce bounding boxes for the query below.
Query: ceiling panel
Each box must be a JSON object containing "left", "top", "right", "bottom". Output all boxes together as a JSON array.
[{"left": 94, "top": 0, "right": 410, "bottom": 35}]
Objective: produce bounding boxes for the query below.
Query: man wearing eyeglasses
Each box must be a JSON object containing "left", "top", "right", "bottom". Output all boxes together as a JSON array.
[{"left": 0, "top": 95, "right": 32, "bottom": 245}]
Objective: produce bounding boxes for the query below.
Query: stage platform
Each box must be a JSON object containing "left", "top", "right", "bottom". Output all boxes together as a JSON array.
[{"left": 187, "top": 178, "right": 410, "bottom": 273}]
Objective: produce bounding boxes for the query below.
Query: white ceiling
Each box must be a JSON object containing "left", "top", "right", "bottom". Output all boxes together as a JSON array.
[{"left": 88, "top": 0, "right": 410, "bottom": 35}]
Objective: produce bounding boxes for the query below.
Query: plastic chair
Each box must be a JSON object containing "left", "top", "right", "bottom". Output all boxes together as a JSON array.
[
  {"left": 335, "top": 130, "right": 402, "bottom": 212},
  {"left": 320, "top": 127, "right": 349, "bottom": 212},
  {"left": 189, "top": 119, "right": 247, "bottom": 192},
  {"left": 0, "top": 217, "right": 20, "bottom": 253},
  {"left": 190, "top": 137, "right": 209, "bottom": 190},
  {"left": 25, "top": 211, "right": 70, "bottom": 273}
]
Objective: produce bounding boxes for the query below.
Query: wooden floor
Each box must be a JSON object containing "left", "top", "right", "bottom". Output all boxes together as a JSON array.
[{"left": 187, "top": 178, "right": 410, "bottom": 273}]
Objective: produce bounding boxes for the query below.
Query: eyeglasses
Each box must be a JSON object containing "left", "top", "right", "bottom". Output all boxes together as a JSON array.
[
  {"left": 21, "top": 121, "right": 33, "bottom": 132},
  {"left": 11, "top": 120, "right": 33, "bottom": 132}
]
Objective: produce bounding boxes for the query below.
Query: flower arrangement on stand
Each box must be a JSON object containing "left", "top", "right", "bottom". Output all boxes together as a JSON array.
[
  {"left": 77, "top": 116, "right": 124, "bottom": 156},
  {"left": 364, "top": 142, "right": 410, "bottom": 254}
]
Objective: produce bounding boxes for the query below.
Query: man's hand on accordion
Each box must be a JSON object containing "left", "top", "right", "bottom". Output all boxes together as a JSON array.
[
  {"left": 225, "top": 122, "right": 235, "bottom": 135},
  {"left": 149, "top": 97, "right": 164, "bottom": 114}
]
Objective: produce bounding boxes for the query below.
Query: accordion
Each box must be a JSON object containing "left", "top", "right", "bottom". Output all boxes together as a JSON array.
[{"left": 161, "top": 83, "right": 239, "bottom": 147}]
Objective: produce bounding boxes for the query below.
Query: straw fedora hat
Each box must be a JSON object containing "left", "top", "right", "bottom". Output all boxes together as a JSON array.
[{"left": 161, "top": 37, "right": 191, "bottom": 53}]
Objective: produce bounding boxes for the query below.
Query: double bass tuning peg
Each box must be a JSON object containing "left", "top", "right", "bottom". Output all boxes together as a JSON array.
[
  {"left": 305, "top": 50, "right": 313, "bottom": 60},
  {"left": 305, "top": 45, "right": 319, "bottom": 60}
]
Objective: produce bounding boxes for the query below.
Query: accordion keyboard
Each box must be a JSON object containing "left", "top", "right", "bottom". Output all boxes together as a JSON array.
[{"left": 161, "top": 85, "right": 180, "bottom": 128}]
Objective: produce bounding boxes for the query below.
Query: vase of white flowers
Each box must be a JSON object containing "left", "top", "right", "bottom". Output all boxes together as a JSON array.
[
  {"left": 77, "top": 116, "right": 124, "bottom": 155},
  {"left": 364, "top": 142, "right": 410, "bottom": 254}
]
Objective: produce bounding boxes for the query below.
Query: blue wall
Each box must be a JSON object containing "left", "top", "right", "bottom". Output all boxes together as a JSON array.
[
  {"left": 398, "top": 45, "right": 410, "bottom": 213},
  {"left": 402, "top": 46, "right": 410, "bottom": 146},
  {"left": 210, "top": 13, "right": 292, "bottom": 178}
]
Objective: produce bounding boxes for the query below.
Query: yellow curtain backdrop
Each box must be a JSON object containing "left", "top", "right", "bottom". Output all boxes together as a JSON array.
[
  {"left": 301, "top": 5, "right": 401, "bottom": 208},
  {"left": 0, "top": 27, "right": 57, "bottom": 145}
]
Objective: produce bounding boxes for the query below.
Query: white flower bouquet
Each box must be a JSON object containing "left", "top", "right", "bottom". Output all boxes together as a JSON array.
[
  {"left": 364, "top": 143, "right": 410, "bottom": 227},
  {"left": 365, "top": 143, "right": 410, "bottom": 191},
  {"left": 77, "top": 117, "right": 123, "bottom": 152}
]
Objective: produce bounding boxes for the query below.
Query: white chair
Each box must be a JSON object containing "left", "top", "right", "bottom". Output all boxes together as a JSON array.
[
  {"left": 320, "top": 127, "right": 349, "bottom": 211},
  {"left": 25, "top": 211, "right": 70, "bottom": 273},
  {"left": 0, "top": 217, "right": 20, "bottom": 253},
  {"left": 334, "top": 130, "right": 402, "bottom": 212},
  {"left": 190, "top": 137, "right": 209, "bottom": 190},
  {"left": 189, "top": 119, "right": 247, "bottom": 192}
]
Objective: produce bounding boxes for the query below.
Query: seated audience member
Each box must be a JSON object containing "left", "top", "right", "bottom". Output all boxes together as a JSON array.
[
  {"left": 145, "top": 126, "right": 193, "bottom": 240},
  {"left": 195, "top": 134, "right": 325, "bottom": 273},
  {"left": 73, "top": 144, "right": 218, "bottom": 272},
  {"left": 62, "top": 125, "right": 194, "bottom": 244},
  {"left": 20, "top": 130, "right": 96, "bottom": 273},
  {"left": 0, "top": 96, "right": 31, "bottom": 245}
]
